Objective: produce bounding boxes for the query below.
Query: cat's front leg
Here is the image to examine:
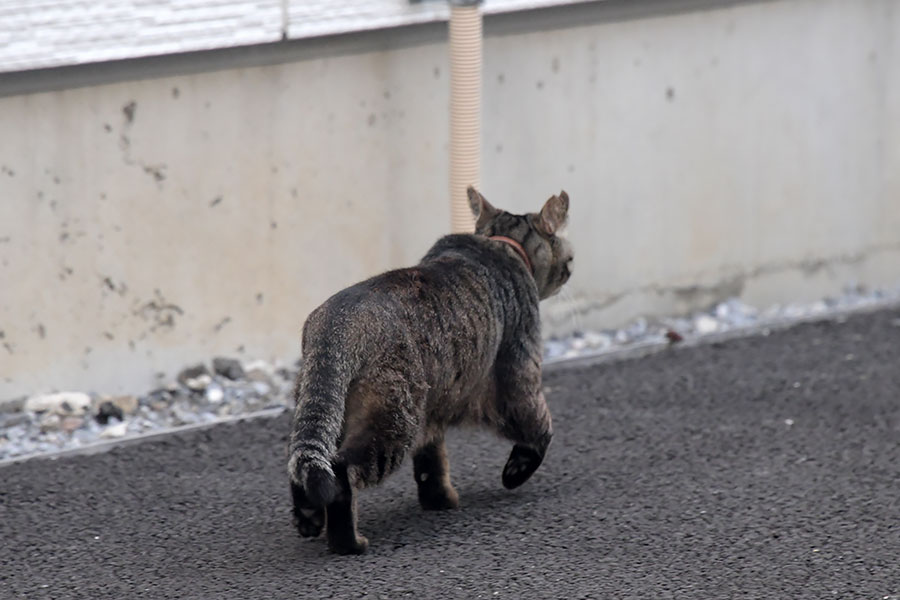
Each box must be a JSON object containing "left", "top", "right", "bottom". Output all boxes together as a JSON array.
[
  {"left": 494, "top": 353, "right": 553, "bottom": 490},
  {"left": 499, "top": 392, "right": 552, "bottom": 490}
]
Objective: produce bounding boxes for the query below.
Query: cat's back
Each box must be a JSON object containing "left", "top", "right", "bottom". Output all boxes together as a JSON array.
[
  {"left": 301, "top": 234, "right": 516, "bottom": 356},
  {"left": 318, "top": 235, "right": 503, "bottom": 309}
]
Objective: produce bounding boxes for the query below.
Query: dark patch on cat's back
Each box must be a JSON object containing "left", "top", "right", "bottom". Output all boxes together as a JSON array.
[
  {"left": 369, "top": 268, "right": 430, "bottom": 299},
  {"left": 326, "top": 281, "right": 375, "bottom": 315}
]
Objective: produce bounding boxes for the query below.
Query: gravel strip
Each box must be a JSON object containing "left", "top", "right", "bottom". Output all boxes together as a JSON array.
[
  {"left": 2, "top": 285, "right": 899, "bottom": 462},
  {"left": 0, "top": 360, "right": 296, "bottom": 462}
]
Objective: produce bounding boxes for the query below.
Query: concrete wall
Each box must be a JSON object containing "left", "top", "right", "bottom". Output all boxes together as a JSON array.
[{"left": 1, "top": 0, "right": 898, "bottom": 399}]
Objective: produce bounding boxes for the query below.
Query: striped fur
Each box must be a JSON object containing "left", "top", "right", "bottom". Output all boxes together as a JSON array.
[
  {"left": 287, "top": 342, "right": 354, "bottom": 506},
  {"left": 286, "top": 187, "right": 573, "bottom": 554}
]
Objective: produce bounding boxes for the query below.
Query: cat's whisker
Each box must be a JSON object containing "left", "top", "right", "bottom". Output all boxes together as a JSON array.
[{"left": 558, "top": 285, "right": 581, "bottom": 335}]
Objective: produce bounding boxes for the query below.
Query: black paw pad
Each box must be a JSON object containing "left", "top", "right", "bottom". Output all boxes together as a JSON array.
[
  {"left": 291, "top": 481, "right": 325, "bottom": 537},
  {"left": 293, "top": 507, "right": 325, "bottom": 538},
  {"left": 502, "top": 444, "right": 544, "bottom": 490},
  {"left": 418, "top": 485, "right": 460, "bottom": 511},
  {"left": 329, "top": 536, "right": 369, "bottom": 555}
]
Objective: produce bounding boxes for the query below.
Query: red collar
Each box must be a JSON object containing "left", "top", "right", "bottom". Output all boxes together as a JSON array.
[{"left": 489, "top": 236, "right": 533, "bottom": 274}]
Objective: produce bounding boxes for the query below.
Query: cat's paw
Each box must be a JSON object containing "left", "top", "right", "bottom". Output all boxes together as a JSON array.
[
  {"left": 502, "top": 444, "right": 544, "bottom": 490},
  {"left": 418, "top": 484, "right": 460, "bottom": 511},
  {"left": 329, "top": 535, "right": 369, "bottom": 555},
  {"left": 291, "top": 481, "right": 326, "bottom": 537},
  {"left": 293, "top": 507, "right": 325, "bottom": 538}
]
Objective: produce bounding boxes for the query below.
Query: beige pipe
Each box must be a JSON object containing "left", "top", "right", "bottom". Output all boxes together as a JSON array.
[{"left": 448, "top": 2, "right": 482, "bottom": 233}]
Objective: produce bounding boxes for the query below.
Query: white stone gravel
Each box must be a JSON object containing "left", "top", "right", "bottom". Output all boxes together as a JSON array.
[
  {"left": 2, "top": 285, "right": 899, "bottom": 463},
  {"left": 543, "top": 286, "right": 900, "bottom": 362}
]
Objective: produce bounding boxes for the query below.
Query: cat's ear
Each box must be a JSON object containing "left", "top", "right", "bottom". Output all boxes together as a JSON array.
[
  {"left": 467, "top": 186, "right": 500, "bottom": 229},
  {"left": 537, "top": 191, "right": 570, "bottom": 236}
]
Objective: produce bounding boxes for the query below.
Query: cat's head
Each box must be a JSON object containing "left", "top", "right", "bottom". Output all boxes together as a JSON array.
[{"left": 467, "top": 186, "right": 573, "bottom": 299}]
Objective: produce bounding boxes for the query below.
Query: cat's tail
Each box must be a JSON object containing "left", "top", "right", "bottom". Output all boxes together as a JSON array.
[{"left": 287, "top": 352, "right": 352, "bottom": 507}]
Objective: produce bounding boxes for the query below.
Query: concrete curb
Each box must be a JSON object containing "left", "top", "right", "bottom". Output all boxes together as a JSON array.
[{"left": 2, "top": 297, "right": 898, "bottom": 468}]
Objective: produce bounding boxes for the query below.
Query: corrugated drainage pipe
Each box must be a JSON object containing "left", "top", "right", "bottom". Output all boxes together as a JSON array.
[{"left": 449, "top": 0, "right": 483, "bottom": 233}]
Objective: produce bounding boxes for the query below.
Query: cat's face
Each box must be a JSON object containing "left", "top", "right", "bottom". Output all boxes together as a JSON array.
[{"left": 467, "top": 187, "right": 574, "bottom": 299}]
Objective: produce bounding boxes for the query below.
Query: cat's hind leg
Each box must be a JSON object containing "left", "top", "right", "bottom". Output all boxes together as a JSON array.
[
  {"left": 324, "top": 433, "right": 409, "bottom": 554},
  {"left": 325, "top": 395, "right": 418, "bottom": 554},
  {"left": 413, "top": 435, "right": 459, "bottom": 510},
  {"left": 291, "top": 480, "right": 325, "bottom": 538},
  {"left": 323, "top": 462, "right": 368, "bottom": 555}
]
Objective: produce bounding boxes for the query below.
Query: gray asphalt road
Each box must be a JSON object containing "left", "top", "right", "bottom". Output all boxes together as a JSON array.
[{"left": 2, "top": 308, "right": 899, "bottom": 599}]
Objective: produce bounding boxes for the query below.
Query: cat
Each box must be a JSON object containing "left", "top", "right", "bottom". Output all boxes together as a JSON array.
[{"left": 287, "top": 186, "right": 573, "bottom": 554}]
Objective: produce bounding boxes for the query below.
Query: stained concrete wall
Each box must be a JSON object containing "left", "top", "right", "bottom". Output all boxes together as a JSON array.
[{"left": 1, "top": 0, "right": 898, "bottom": 399}]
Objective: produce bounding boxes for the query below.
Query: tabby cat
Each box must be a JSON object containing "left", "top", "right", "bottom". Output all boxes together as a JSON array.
[{"left": 287, "top": 187, "right": 573, "bottom": 554}]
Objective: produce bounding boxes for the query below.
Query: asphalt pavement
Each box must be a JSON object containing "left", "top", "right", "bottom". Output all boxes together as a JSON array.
[{"left": 2, "top": 307, "right": 899, "bottom": 599}]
